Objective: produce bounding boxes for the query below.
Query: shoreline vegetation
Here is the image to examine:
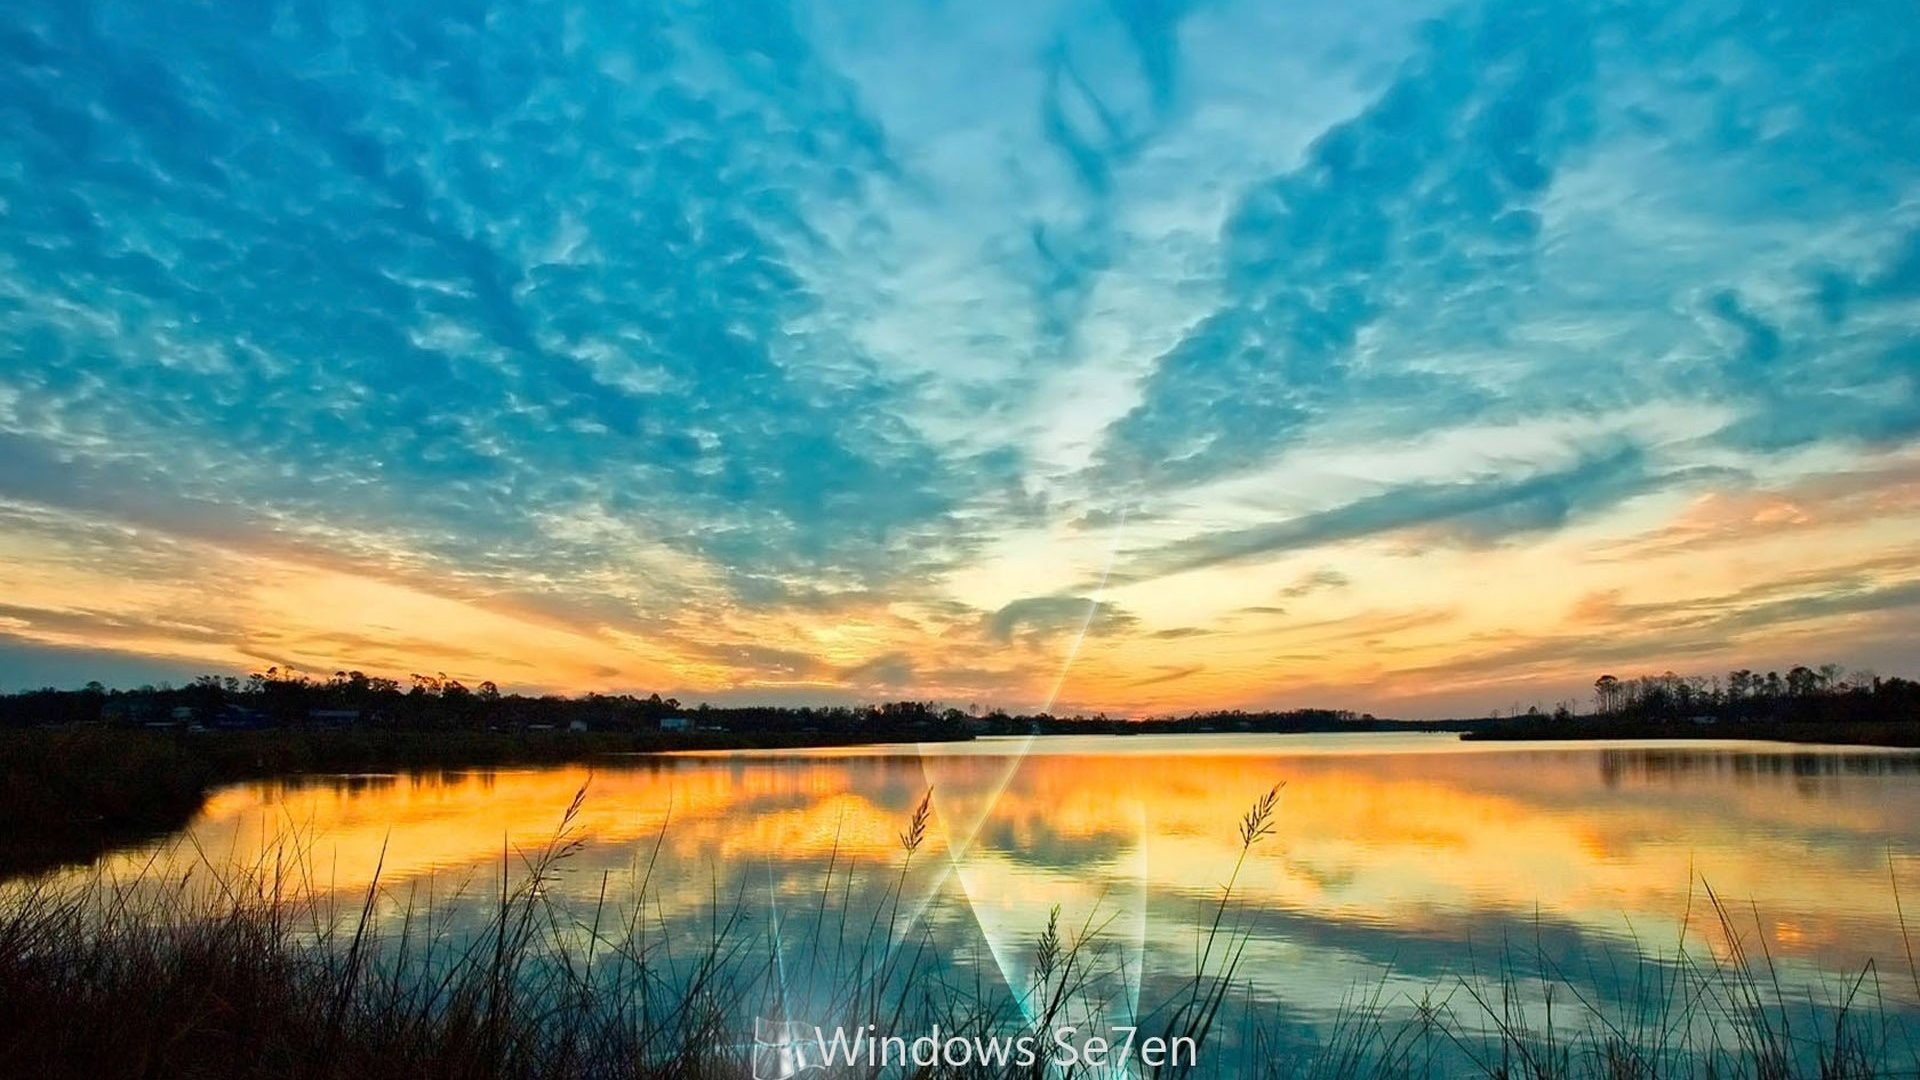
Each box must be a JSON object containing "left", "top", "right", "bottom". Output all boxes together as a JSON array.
[
  {"left": 2, "top": 785, "right": 1915, "bottom": 1078},
  {"left": 1462, "top": 666, "right": 1920, "bottom": 747},
  {"left": 3, "top": 662, "right": 1917, "bottom": 876}
]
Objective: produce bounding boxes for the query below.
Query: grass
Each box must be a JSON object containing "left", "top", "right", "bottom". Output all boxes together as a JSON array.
[
  {"left": 0, "top": 729, "right": 215, "bottom": 878},
  {"left": 0, "top": 784, "right": 1916, "bottom": 1078}
]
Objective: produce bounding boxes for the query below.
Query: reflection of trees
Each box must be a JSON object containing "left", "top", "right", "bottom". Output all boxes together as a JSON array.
[{"left": 1598, "top": 748, "right": 1920, "bottom": 788}]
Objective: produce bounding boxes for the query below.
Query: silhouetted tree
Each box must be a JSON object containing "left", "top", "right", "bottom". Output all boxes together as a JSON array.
[{"left": 1594, "top": 675, "right": 1622, "bottom": 714}]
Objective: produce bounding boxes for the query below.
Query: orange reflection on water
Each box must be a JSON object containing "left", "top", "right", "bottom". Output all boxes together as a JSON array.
[{"left": 111, "top": 735, "right": 1920, "bottom": 991}]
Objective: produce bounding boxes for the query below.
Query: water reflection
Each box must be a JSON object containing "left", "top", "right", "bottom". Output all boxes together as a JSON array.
[
  {"left": 1599, "top": 745, "right": 1920, "bottom": 786},
  {"left": 102, "top": 734, "right": 1920, "bottom": 1022}
]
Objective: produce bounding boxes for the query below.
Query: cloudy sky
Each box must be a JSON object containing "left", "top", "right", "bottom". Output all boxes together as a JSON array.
[{"left": 1, "top": 0, "right": 1916, "bottom": 716}]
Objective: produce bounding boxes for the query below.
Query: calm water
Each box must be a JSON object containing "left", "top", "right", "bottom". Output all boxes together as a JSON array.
[{"left": 98, "top": 733, "right": 1920, "bottom": 1055}]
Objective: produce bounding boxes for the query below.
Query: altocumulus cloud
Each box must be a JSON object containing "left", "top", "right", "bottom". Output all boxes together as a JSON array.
[
  {"left": 0, "top": 0, "right": 978, "bottom": 608},
  {"left": 0, "top": 0, "right": 1917, "bottom": 706},
  {"left": 1088, "top": 0, "right": 1919, "bottom": 509}
]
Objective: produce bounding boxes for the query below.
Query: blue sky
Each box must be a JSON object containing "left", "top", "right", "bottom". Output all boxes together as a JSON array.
[{"left": 1, "top": 0, "right": 1917, "bottom": 715}]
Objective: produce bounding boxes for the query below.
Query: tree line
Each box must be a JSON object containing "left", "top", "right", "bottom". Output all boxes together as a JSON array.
[
  {"left": 0, "top": 669, "right": 1412, "bottom": 737},
  {"left": 0, "top": 667, "right": 971, "bottom": 738},
  {"left": 1584, "top": 664, "right": 1918, "bottom": 723}
]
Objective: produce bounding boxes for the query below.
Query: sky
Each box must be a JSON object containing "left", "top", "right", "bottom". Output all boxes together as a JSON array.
[{"left": 0, "top": 0, "right": 1916, "bottom": 717}]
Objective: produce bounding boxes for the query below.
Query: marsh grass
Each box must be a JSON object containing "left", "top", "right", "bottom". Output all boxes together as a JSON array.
[
  {"left": 1243, "top": 872, "right": 1920, "bottom": 1080},
  {"left": 0, "top": 782, "right": 1915, "bottom": 1078}
]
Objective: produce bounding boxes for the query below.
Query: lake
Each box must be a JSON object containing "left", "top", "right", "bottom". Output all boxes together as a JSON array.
[{"left": 88, "top": 733, "right": 1920, "bottom": 1071}]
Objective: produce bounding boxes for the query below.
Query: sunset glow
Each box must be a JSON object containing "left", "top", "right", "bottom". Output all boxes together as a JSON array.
[{"left": 2, "top": 0, "right": 1917, "bottom": 714}]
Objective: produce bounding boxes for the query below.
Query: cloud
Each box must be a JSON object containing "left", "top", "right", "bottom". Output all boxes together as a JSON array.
[
  {"left": 1068, "top": 505, "right": 1149, "bottom": 532},
  {"left": 1092, "top": 0, "right": 1596, "bottom": 488},
  {"left": 685, "top": 642, "right": 828, "bottom": 682},
  {"left": 982, "top": 595, "right": 1138, "bottom": 645},
  {"left": 1278, "top": 569, "right": 1351, "bottom": 599},
  {"left": 0, "top": 603, "right": 232, "bottom": 648},
  {"left": 1591, "top": 460, "right": 1920, "bottom": 561},
  {"left": 1114, "top": 444, "right": 1663, "bottom": 583},
  {"left": 1577, "top": 573, "right": 1920, "bottom": 642},
  {"left": 1380, "top": 562, "right": 1920, "bottom": 700},
  {"left": 0, "top": 0, "right": 982, "bottom": 616},
  {"left": 1697, "top": 230, "right": 1920, "bottom": 456},
  {"left": 1706, "top": 290, "right": 1783, "bottom": 370},
  {"left": 1129, "top": 664, "right": 1203, "bottom": 688},
  {"left": 1, "top": 0, "right": 1919, "bottom": 709},
  {"left": 840, "top": 651, "right": 916, "bottom": 688}
]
